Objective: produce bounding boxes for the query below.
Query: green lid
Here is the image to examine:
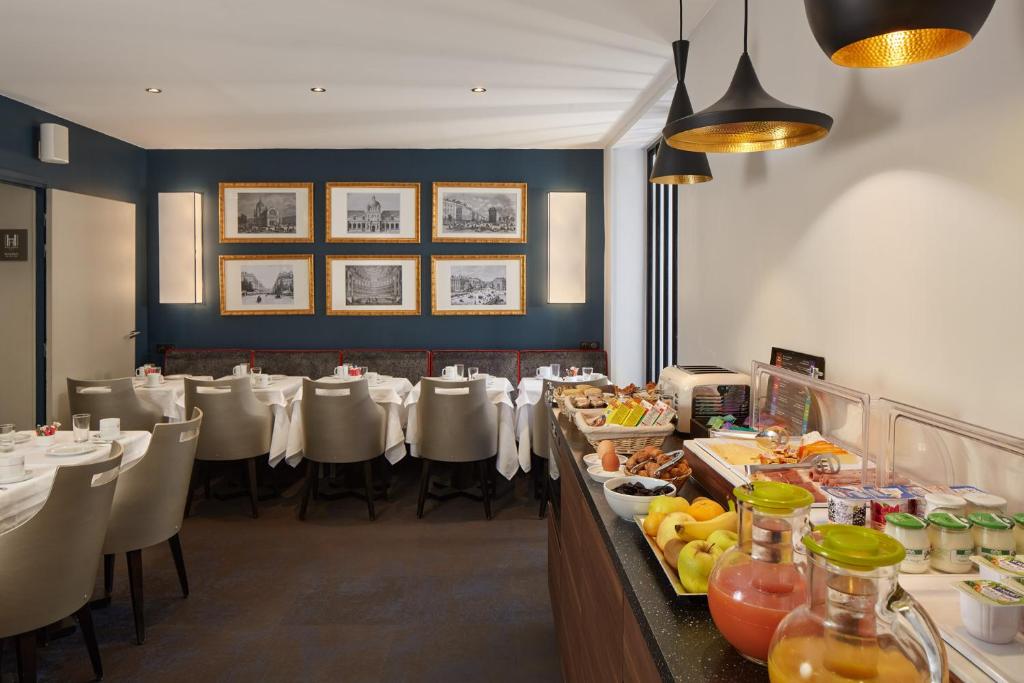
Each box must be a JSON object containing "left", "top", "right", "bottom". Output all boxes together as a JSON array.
[
  {"left": 1013, "top": 513, "right": 1024, "bottom": 527},
  {"left": 802, "top": 524, "right": 906, "bottom": 569},
  {"left": 885, "top": 512, "right": 927, "bottom": 530},
  {"left": 733, "top": 481, "right": 814, "bottom": 512},
  {"left": 927, "top": 512, "right": 972, "bottom": 530},
  {"left": 968, "top": 512, "right": 1014, "bottom": 530}
]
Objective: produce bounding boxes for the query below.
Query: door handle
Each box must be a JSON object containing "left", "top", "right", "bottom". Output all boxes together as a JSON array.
[{"left": 127, "top": 329, "right": 141, "bottom": 339}]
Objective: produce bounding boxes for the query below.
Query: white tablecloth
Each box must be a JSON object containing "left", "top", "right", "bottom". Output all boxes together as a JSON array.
[
  {"left": 275, "top": 376, "right": 414, "bottom": 467},
  {"left": 0, "top": 430, "right": 152, "bottom": 535},
  {"left": 133, "top": 375, "right": 212, "bottom": 420},
  {"left": 405, "top": 377, "right": 529, "bottom": 481}
]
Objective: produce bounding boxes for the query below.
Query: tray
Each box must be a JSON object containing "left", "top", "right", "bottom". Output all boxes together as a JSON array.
[{"left": 634, "top": 515, "right": 707, "bottom": 598}]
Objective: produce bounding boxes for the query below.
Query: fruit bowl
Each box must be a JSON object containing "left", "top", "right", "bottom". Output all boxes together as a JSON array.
[{"left": 603, "top": 476, "right": 676, "bottom": 520}]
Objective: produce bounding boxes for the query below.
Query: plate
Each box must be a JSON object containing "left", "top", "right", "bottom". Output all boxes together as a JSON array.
[
  {"left": 45, "top": 443, "right": 98, "bottom": 457},
  {"left": 13, "top": 431, "right": 32, "bottom": 444},
  {"left": 634, "top": 515, "right": 707, "bottom": 598},
  {"left": 583, "top": 453, "right": 627, "bottom": 468},
  {"left": 91, "top": 432, "right": 126, "bottom": 444},
  {"left": 586, "top": 464, "right": 625, "bottom": 483},
  {"left": 0, "top": 471, "right": 34, "bottom": 485}
]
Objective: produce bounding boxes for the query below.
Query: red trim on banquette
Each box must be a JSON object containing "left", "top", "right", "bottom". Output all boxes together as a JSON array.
[{"left": 427, "top": 348, "right": 522, "bottom": 381}]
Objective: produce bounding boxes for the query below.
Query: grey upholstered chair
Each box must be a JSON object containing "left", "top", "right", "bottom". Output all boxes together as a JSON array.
[
  {"left": 415, "top": 378, "right": 498, "bottom": 519},
  {"left": 0, "top": 446, "right": 124, "bottom": 682},
  {"left": 67, "top": 377, "right": 165, "bottom": 432},
  {"left": 101, "top": 409, "right": 202, "bottom": 644},
  {"left": 298, "top": 379, "right": 386, "bottom": 520},
  {"left": 184, "top": 377, "right": 272, "bottom": 518}
]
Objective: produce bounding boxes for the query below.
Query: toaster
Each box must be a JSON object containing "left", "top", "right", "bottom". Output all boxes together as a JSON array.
[{"left": 657, "top": 365, "right": 751, "bottom": 433}]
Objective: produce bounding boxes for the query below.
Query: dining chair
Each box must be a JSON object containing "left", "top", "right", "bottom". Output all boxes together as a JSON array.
[
  {"left": 184, "top": 377, "right": 272, "bottom": 518},
  {"left": 100, "top": 409, "right": 202, "bottom": 645},
  {"left": 0, "top": 445, "right": 124, "bottom": 683},
  {"left": 67, "top": 377, "right": 165, "bottom": 431},
  {"left": 298, "top": 378, "right": 386, "bottom": 520},
  {"left": 416, "top": 377, "right": 498, "bottom": 519}
]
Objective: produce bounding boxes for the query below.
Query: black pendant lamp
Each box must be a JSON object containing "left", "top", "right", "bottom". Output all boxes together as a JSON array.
[
  {"left": 664, "top": 0, "right": 833, "bottom": 154},
  {"left": 804, "top": 0, "right": 996, "bottom": 69},
  {"left": 650, "top": 1, "right": 711, "bottom": 184}
]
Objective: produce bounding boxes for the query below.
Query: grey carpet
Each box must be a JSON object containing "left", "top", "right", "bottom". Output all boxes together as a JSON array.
[{"left": 0, "top": 462, "right": 562, "bottom": 682}]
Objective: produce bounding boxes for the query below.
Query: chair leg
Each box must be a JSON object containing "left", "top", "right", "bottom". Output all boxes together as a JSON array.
[
  {"left": 74, "top": 604, "right": 103, "bottom": 680},
  {"left": 168, "top": 533, "right": 189, "bottom": 598},
  {"left": 126, "top": 549, "right": 145, "bottom": 645},
  {"left": 479, "top": 460, "right": 492, "bottom": 520},
  {"left": 363, "top": 460, "right": 376, "bottom": 521},
  {"left": 103, "top": 553, "right": 115, "bottom": 597},
  {"left": 416, "top": 459, "right": 431, "bottom": 518},
  {"left": 298, "top": 460, "right": 316, "bottom": 521},
  {"left": 15, "top": 631, "right": 36, "bottom": 683},
  {"left": 245, "top": 458, "right": 259, "bottom": 519}
]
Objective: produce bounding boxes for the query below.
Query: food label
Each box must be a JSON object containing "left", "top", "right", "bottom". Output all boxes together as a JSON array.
[
  {"left": 904, "top": 547, "right": 930, "bottom": 563},
  {"left": 954, "top": 579, "right": 1024, "bottom": 607},
  {"left": 982, "top": 555, "right": 1024, "bottom": 575},
  {"left": 978, "top": 546, "right": 1015, "bottom": 557}
]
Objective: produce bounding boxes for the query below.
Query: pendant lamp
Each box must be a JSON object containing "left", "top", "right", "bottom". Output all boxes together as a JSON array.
[
  {"left": 663, "top": 0, "right": 833, "bottom": 154},
  {"left": 804, "top": 0, "right": 996, "bottom": 69},
  {"left": 650, "top": 1, "right": 712, "bottom": 184}
]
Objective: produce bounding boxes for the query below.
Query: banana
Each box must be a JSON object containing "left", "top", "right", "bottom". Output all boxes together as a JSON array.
[{"left": 677, "top": 510, "right": 738, "bottom": 541}]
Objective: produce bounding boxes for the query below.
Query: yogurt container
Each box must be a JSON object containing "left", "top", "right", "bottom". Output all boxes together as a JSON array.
[
  {"left": 884, "top": 513, "right": 930, "bottom": 573},
  {"left": 1014, "top": 513, "right": 1024, "bottom": 553},
  {"left": 971, "top": 554, "right": 1024, "bottom": 582},
  {"left": 927, "top": 512, "right": 974, "bottom": 573},
  {"left": 968, "top": 512, "right": 1016, "bottom": 557},
  {"left": 962, "top": 491, "right": 1008, "bottom": 515},
  {"left": 953, "top": 579, "right": 1024, "bottom": 644},
  {"left": 823, "top": 486, "right": 871, "bottom": 526},
  {"left": 924, "top": 491, "right": 967, "bottom": 516},
  {"left": 866, "top": 486, "right": 915, "bottom": 531}
]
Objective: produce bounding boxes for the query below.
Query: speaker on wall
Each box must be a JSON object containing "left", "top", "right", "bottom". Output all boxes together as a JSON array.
[{"left": 39, "top": 123, "right": 69, "bottom": 164}]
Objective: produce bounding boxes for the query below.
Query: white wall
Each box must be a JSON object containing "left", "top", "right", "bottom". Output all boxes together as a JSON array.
[{"left": 678, "top": 1, "right": 1024, "bottom": 435}]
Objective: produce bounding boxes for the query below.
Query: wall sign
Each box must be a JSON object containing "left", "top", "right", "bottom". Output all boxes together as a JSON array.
[{"left": 0, "top": 229, "right": 28, "bottom": 261}]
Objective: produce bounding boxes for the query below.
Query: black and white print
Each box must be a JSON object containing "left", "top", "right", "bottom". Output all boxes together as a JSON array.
[
  {"left": 237, "top": 192, "right": 297, "bottom": 234},
  {"left": 240, "top": 264, "right": 295, "bottom": 306},
  {"left": 441, "top": 193, "right": 517, "bottom": 234},
  {"left": 220, "top": 183, "right": 313, "bottom": 243},
  {"left": 449, "top": 264, "right": 507, "bottom": 306},
  {"left": 346, "top": 193, "right": 401, "bottom": 234},
  {"left": 345, "top": 265, "right": 403, "bottom": 306},
  {"left": 327, "top": 183, "right": 420, "bottom": 242}
]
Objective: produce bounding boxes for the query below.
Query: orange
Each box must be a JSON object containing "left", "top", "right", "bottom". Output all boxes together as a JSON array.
[
  {"left": 643, "top": 511, "right": 667, "bottom": 536},
  {"left": 689, "top": 498, "right": 726, "bottom": 521}
]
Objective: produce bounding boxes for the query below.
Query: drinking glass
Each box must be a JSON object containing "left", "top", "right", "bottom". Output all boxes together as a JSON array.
[
  {"left": 468, "top": 367, "right": 479, "bottom": 380},
  {"left": 356, "top": 366, "right": 367, "bottom": 377},
  {"left": 0, "top": 424, "right": 15, "bottom": 453},
  {"left": 550, "top": 364, "right": 561, "bottom": 379},
  {"left": 72, "top": 413, "right": 91, "bottom": 443},
  {"left": 455, "top": 364, "right": 465, "bottom": 379},
  {"left": 583, "top": 366, "right": 594, "bottom": 379}
]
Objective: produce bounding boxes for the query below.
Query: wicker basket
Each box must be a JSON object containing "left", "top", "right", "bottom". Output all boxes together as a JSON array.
[{"left": 573, "top": 409, "right": 673, "bottom": 455}]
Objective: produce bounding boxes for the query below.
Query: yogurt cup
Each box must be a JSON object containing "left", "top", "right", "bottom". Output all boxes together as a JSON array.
[
  {"left": 971, "top": 554, "right": 1024, "bottom": 582},
  {"left": 953, "top": 579, "right": 1024, "bottom": 644}
]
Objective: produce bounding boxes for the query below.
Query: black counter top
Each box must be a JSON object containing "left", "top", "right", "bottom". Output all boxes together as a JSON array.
[{"left": 551, "top": 410, "right": 768, "bottom": 683}]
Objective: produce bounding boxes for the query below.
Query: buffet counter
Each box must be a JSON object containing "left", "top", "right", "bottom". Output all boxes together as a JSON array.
[{"left": 547, "top": 409, "right": 767, "bottom": 682}]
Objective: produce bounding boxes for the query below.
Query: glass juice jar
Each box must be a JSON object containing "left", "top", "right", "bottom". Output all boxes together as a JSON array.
[
  {"left": 768, "top": 524, "right": 949, "bottom": 683},
  {"left": 707, "top": 481, "right": 814, "bottom": 665}
]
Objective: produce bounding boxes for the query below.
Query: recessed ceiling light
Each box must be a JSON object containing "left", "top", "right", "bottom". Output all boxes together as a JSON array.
[
  {"left": 470, "top": 87, "right": 487, "bottom": 93},
  {"left": 310, "top": 87, "right": 327, "bottom": 93},
  {"left": 145, "top": 88, "right": 162, "bottom": 94}
]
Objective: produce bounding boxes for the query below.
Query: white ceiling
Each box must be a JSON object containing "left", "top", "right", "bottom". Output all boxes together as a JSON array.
[{"left": 0, "top": 0, "right": 716, "bottom": 149}]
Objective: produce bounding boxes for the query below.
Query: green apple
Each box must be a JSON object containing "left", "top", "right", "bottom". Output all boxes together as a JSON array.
[
  {"left": 706, "top": 529, "right": 739, "bottom": 553},
  {"left": 677, "top": 540, "right": 723, "bottom": 593},
  {"left": 648, "top": 495, "right": 688, "bottom": 516}
]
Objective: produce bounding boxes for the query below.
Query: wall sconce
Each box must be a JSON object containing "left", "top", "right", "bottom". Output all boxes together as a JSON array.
[
  {"left": 547, "top": 192, "right": 587, "bottom": 303},
  {"left": 158, "top": 192, "right": 203, "bottom": 303}
]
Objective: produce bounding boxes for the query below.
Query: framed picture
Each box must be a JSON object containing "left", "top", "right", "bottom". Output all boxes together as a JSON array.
[
  {"left": 431, "top": 255, "right": 526, "bottom": 316},
  {"left": 219, "top": 182, "right": 314, "bottom": 243},
  {"left": 326, "top": 182, "right": 420, "bottom": 242},
  {"left": 326, "top": 255, "right": 421, "bottom": 316},
  {"left": 432, "top": 182, "right": 527, "bottom": 243},
  {"left": 219, "top": 254, "right": 314, "bottom": 315}
]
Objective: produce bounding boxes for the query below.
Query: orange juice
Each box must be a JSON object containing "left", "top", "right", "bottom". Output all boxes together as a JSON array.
[
  {"left": 768, "top": 635, "right": 927, "bottom": 682},
  {"left": 707, "top": 561, "right": 806, "bottom": 664}
]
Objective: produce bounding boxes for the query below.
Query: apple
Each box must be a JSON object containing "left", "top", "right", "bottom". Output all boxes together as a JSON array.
[
  {"left": 648, "top": 495, "right": 689, "bottom": 516},
  {"left": 706, "top": 529, "right": 739, "bottom": 553},
  {"left": 663, "top": 538, "right": 685, "bottom": 570},
  {"left": 677, "top": 540, "right": 723, "bottom": 593},
  {"left": 655, "top": 512, "right": 696, "bottom": 551}
]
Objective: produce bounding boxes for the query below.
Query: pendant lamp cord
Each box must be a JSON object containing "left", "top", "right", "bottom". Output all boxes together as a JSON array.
[
  {"left": 743, "top": 0, "right": 748, "bottom": 53},
  {"left": 678, "top": 0, "right": 683, "bottom": 41}
]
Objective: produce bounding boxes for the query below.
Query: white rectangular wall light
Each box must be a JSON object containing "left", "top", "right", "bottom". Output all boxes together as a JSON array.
[
  {"left": 547, "top": 192, "right": 587, "bottom": 303},
  {"left": 158, "top": 192, "right": 203, "bottom": 303}
]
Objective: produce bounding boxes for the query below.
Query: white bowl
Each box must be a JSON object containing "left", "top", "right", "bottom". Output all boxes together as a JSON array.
[
  {"left": 602, "top": 476, "right": 676, "bottom": 520},
  {"left": 587, "top": 464, "right": 625, "bottom": 483},
  {"left": 583, "top": 452, "right": 627, "bottom": 468}
]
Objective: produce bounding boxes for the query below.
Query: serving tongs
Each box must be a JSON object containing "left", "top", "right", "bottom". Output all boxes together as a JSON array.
[
  {"left": 746, "top": 453, "right": 841, "bottom": 476},
  {"left": 626, "top": 449, "right": 685, "bottom": 476}
]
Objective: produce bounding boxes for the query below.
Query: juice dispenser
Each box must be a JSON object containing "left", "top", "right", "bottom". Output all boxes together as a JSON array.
[
  {"left": 707, "top": 481, "right": 815, "bottom": 665},
  {"left": 768, "top": 524, "right": 948, "bottom": 683}
]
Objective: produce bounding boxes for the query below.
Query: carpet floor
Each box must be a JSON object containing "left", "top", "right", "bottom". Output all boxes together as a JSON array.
[{"left": 0, "top": 461, "right": 562, "bottom": 683}]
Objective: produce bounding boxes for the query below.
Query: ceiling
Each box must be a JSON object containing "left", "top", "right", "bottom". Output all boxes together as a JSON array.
[{"left": 0, "top": 0, "right": 715, "bottom": 149}]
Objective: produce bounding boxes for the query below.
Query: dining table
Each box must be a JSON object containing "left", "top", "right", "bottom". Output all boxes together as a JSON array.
[
  {"left": 276, "top": 375, "right": 414, "bottom": 467},
  {"left": 133, "top": 374, "right": 211, "bottom": 420},
  {"left": 404, "top": 375, "right": 530, "bottom": 481},
  {"left": 0, "top": 430, "right": 152, "bottom": 535}
]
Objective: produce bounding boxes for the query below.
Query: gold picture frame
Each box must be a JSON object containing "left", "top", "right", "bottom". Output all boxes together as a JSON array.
[
  {"left": 432, "top": 182, "right": 527, "bottom": 243},
  {"left": 218, "top": 254, "right": 315, "bottom": 316},
  {"left": 326, "top": 182, "right": 420, "bottom": 243},
  {"left": 431, "top": 255, "right": 526, "bottom": 316},
  {"left": 326, "top": 255, "right": 421, "bottom": 316},
  {"left": 219, "top": 182, "right": 315, "bottom": 243}
]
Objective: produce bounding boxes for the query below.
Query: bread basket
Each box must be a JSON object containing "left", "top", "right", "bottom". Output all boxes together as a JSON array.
[{"left": 573, "top": 409, "right": 673, "bottom": 455}]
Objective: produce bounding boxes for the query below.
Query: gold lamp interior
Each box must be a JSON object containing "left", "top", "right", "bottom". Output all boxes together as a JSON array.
[
  {"left": 649, "top": 173, "right": 713, "bottom": 185},
  {"left": 831, "top": 28, "right": 973, "bottom": 68},
  {"left": 667, "top": 120, "right": 830, "bottom": 154}
]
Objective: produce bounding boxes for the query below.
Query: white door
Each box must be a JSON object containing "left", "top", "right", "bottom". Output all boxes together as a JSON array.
[
  {"left": 0, "top": 182, "right": 36, "bottom": 429},
  {"left": 47, "top": 189, "right": 136, "bottom": 424}
]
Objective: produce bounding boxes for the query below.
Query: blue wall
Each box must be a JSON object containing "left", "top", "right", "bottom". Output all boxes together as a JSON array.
[
  {"left": 146, "top": 149, "right": 604, "bottom": 353},
  {"left": 0, "top": 94, "right": 150, "bottom": 359}
]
